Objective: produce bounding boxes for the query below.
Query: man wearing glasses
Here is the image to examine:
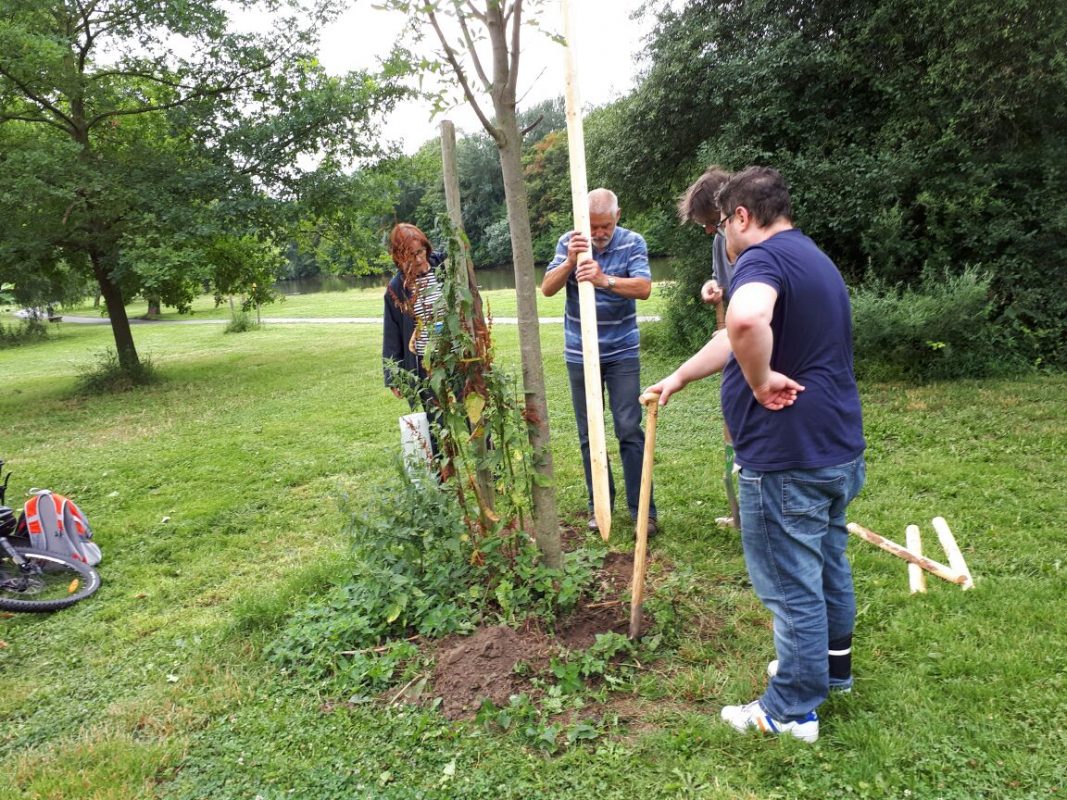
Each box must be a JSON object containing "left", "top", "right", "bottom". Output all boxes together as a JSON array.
[{"left": 646, "top": 166, "right": 866, "bottom": 743}]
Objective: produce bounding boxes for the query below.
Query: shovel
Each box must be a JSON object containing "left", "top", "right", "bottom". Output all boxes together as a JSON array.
[{"left": 629, "top": 390, "right": 660, "bottom": 640}]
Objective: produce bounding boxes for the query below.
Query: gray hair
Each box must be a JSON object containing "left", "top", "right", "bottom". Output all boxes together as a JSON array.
[{"left": 588, "top": 188, "right": 619, "bottom": 215}]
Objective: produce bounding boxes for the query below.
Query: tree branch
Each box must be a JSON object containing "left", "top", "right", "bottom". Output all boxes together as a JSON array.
[
  {"left": 519, "top": 113, "right": 543, "bottom": 137},
  {"left": 85, "top": 84, "right": 233, "bottom": 129},
  {"left": 0, "top": 112, "right": 71, "bottom": 134},
  {"left": 426, "top": 6, "right": 501, "bottom": 144},
  {"left": 0, "top": 67, "right": 76, "bottom": 131},
  {"left": 454, "top": 4, "right": 491, "bottom": 92},
  {"left": 507, "top": 0, "right": 521, "bottom": 98},
  {"left": 86, "top": 68, "right": 214, "bottom": 91},
  {"left": 464, "top": 1, "right": 486, "bottom": 23}
]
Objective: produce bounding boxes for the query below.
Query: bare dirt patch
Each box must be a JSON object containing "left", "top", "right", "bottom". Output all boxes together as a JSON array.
[{"left": 428, "top": 534, "right": 657, "bottom": 721}]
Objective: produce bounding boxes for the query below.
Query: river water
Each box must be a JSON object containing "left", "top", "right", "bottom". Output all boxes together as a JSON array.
[{"left": 275, "top": 257, "right": 675, "bottom": 295}]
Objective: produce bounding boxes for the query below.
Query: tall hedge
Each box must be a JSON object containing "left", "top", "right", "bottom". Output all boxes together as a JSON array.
[{"left": 611, "top": 0, "right": 1067, "bottom": 368}]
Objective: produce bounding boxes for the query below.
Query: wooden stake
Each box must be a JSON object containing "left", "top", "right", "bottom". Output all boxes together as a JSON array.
[
  {"left": 931, "top": 516, "right": 975, "bottom": 590},
  {"left": 905, "top": 524, "right": 927, "bottom": 594},
  {"left": 629, "top": 390, "right": 660, "bottom": 640},
  {"left": 714, "top": 300, "right": 739, "bottom": 528},
  {"left": 562, "top": 0, "right": 610, "bottom": 541},
  {"left": 847, "top": 522, "right": 967, "bottom": 586}
]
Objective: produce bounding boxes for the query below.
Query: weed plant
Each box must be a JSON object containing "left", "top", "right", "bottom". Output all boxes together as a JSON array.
[
  {"left": 223, "top": 311, "right": 260, "bottom": 334},
  {"left": 74, "top": 346, "right": 158, "bottom": 392},
  {"left": 267, "top": 469, "right": 603, "bottom": 695}
]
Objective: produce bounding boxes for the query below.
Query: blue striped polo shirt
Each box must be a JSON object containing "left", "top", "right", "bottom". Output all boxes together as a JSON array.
[{"left": 546, "top": 225, "right": 652, "bottom": 364}]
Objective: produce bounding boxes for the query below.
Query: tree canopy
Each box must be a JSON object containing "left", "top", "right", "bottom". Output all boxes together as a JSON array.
[
  {"left": 0, "top": 0, "right": 403, "bottom": 370},
  {"left": 610, "top": 0, "right": 1067, "bottom": 364}
]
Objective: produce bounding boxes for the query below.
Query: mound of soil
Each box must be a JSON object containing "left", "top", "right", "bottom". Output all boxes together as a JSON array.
[
  {"left": 430, "top": 547, "right": 653, "bottom": 720},
  {"left": 433, "top": 624, "right": 550, "bottom": 720}
]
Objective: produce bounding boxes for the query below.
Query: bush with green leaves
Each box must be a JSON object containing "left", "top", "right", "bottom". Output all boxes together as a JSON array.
[
  {"left": 851, "top": 267, "right": 1027, "bottom": 381},
  {"left": 266, "top": 471, "right": 601, "bottom": 694},
  {"left": 0, "top": 318, "right": 48, "bottom": 348},
  {"left": 223, "top": 311, "right": 259, "bottom": 334}
]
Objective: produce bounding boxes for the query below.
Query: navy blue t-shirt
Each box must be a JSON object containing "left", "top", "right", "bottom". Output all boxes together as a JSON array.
[{"left": 721, "top": 229, "right": 865, "bottom": 471}]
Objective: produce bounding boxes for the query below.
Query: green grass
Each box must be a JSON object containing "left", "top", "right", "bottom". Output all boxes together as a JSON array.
[
  {"left": 0, "top": 294, "right": 1064, "bottom": 799},
  {"left": 54, "top": 280, "right": 669, "bottom": 322}
]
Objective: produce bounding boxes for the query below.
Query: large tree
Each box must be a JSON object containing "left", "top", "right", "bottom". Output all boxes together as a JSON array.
[
  {"left": 0, "top": 0, "right": 402, "bottom": 372},
  {"left": 384, "top": 0, "right": 562, "bottom": 566},
  {"left": 614, "top": 0, "right": 1067, "bottom": 364}
]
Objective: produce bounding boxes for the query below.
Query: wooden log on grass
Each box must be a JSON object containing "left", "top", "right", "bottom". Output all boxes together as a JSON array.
[
  {"left": 562, "top": 0, "right": 610, "bottom": 540},
  {"left": 905, "top": 524, "right": 927, "bottom": 594},
  {"left": 932, "top": 516, "right": 975, "bottom": 590},
  {"left": 847, "top": 522, "right": 967, "bottom": 586}
]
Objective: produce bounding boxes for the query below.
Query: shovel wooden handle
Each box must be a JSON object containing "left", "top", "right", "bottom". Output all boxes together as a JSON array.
[{"left": 629, "top": 391, "right": 660, "bottom": 639}]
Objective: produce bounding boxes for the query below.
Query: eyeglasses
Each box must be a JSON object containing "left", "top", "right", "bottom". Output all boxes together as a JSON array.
[{"left": 714, "top": 212, "right": 735, "bottom": 234}]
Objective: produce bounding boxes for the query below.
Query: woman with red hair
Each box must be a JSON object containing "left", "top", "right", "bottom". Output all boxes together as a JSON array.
[{"left": 382, "top": 223, "right": 447, "bottom": 456}]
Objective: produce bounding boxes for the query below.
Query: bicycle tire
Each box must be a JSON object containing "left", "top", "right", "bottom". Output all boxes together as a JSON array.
[{"left": 0, "top": 546, "right": 101, "bottom": 612}]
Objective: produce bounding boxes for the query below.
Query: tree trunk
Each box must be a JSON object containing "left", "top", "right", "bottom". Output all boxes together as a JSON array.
[
  {"left": 146, "top": 298, "right": 161, "bottom": 317},
  {"left": 495, "top": 108, "right": 562, "bottom": 569},
  {"left": 90, "top": 249, "right": 140, "bottom": 373}
]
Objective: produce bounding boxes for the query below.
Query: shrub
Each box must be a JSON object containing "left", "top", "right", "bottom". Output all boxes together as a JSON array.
[
  {"left": 75, "top": 348, "right": 157, "bottom": 392},
  {"left": 0, "top": 318, "right": 48, "bottom": 348},
  {"left": 851, "top": 268, "right": 1027, "bottom": 381},
  {"left": 223, "top": 311, "right": 259, "bottom": 334}
]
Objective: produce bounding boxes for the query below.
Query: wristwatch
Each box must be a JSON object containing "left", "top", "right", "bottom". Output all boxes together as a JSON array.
[{"left": 606, "top": 276, "right": 617, "bottom": 291}]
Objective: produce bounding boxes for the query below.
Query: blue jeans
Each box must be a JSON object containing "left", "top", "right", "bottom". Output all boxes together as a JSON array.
[
  {"left": 566, "top": 358, "right": 656, "bottom": 520},
  {"left": 737, "top": 456, "right": 866, "bottom": 721}
]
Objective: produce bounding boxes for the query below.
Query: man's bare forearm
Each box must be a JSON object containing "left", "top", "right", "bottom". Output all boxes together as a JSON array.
[
  {"left": 728, "top": 320, "right": 773, "bottom": 390},
  {"left": 604, "top": 276, "right": 651, "bottom": 299},
  {"left": 541, "top": 260, "right": 573, "bottom": 296},
  {"left": 673, "top": 329, "right": 732, "bottom": 386}
]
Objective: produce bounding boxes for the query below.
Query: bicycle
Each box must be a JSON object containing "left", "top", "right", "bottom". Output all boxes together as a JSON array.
[{"left": 0, "top": 459, "right": 101, "bottom": 612}]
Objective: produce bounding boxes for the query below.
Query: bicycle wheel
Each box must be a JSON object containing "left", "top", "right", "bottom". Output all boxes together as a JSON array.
[{"left": 0, "top": 546, "right": 101, "bottom": 612}]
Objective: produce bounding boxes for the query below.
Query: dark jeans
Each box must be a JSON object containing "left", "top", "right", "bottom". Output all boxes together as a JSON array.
[{"left": 566, "top": 358, "right": 656, "bottom": 520}]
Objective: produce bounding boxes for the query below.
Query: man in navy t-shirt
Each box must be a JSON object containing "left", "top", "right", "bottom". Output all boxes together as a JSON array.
[{"left": 646, "top": 167, "right": 866, "bottom": 743}]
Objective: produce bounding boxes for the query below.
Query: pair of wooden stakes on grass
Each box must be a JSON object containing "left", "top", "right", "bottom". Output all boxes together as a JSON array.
[{"left": 848, "top": 518, "right": 975, "bottom": 593}]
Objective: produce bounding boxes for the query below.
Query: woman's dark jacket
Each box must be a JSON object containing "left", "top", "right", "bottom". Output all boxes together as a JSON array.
[{"left": 382, "top": 250, "right": 446, "bottom": 388}]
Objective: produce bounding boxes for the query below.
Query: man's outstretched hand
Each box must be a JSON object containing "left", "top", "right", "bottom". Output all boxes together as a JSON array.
[{"left": 643, "top": 373, "right": 685, "bottom": 406}]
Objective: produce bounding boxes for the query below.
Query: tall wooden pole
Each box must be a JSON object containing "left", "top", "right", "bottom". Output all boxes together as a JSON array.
[
  {"left": 440, "top": 119, "right": 494, "bottom": 513},
  {"left": 561, "top": 0, "right": 611, "bottom": 540}
]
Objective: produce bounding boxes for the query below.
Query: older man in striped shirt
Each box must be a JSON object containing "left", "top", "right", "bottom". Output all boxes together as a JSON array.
[{"left": 541, "top": 188, "right": 658, "bottom": 535}]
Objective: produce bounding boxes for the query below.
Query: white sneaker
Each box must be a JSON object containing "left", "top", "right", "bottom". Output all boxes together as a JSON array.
[
  {"left": 720, "top": 699, "right": 819, "bottom": 743},
  {"left": 767, "top": 660, "right": 852, "bottom": 693}
]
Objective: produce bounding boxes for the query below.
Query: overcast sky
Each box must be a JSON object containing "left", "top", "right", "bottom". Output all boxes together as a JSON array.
[{"left": 313, "top": 1, "right": 659, "bottom": 153}]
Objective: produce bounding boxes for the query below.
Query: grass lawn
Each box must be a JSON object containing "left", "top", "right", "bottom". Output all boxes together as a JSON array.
[
  {"left": 58, "top": 277, "right": 668, "bottom": 322},
  {"left": 0, "top": 295, "right": 1064, "bottom": 799}
]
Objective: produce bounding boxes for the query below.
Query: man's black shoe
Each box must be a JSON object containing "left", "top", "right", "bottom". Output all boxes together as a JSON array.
[{"left": 587, "top": 516, "right": 599, "bottom": 532}]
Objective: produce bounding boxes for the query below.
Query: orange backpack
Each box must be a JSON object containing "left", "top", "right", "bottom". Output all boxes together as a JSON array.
[{"left": 22, "top": 490, "right": 101, "bottom": 566}]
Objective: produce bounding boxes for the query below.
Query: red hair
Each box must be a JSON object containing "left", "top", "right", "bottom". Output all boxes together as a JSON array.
[{"left": 390, "top": 223, "right": 432, "bottom": 284}]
